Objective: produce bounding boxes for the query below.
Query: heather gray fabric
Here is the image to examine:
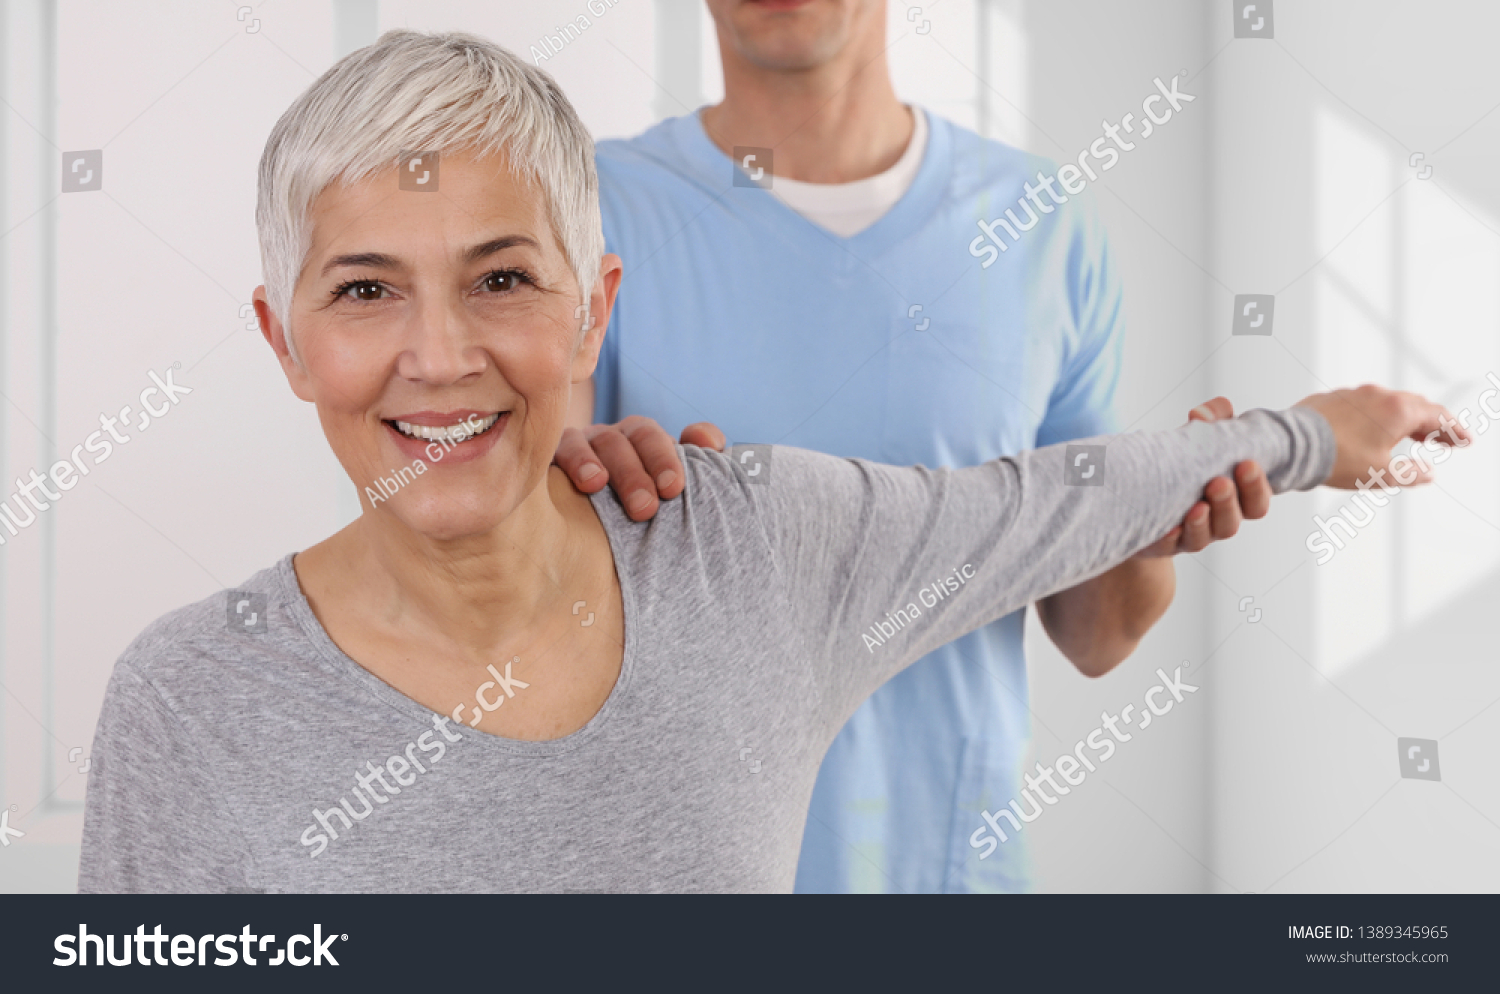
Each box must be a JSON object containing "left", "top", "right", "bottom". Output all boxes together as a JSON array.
[{"left": 79, "top": 408, "right": 1334, "bottom": 893}]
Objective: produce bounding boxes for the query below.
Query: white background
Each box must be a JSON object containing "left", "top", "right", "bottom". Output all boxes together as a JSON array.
[{"left": 1, "top": 0, "right": 1496, "bottom": 892}]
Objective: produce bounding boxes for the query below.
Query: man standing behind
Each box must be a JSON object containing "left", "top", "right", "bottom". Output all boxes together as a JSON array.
[{"left": 556, "top": 0, "right": 1267, "bottom": 892}]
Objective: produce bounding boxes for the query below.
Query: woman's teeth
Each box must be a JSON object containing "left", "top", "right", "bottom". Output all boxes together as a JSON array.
[{"left": 390, "top": 413, "right": 501, "bottom": 443}]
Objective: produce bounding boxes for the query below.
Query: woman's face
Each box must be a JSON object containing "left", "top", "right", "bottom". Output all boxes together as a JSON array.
[{"left": 261, "top": 151, "right": 615, "bottom": 542}]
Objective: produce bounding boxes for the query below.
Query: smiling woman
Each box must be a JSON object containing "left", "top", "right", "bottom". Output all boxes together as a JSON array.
[{"left": 76, "top": 29, "right": 1463, "bottom": 894}]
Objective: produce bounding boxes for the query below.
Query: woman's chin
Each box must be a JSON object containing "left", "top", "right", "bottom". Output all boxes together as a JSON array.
[{"left": 370, "top": 494, "right": 517, "bottom": 544}]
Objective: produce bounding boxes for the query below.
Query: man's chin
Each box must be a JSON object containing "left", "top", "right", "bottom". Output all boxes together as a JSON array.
[
  {"left": 739, "top": 32, "right": 845, "bottom": 72},
  {"left": 733, "top": 4, "right": 846, "bottom": 67}
]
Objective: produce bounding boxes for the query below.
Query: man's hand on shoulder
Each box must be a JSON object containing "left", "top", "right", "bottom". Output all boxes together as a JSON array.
[{"left": 554, "top": 417, "right": 727, "bottom": 521}]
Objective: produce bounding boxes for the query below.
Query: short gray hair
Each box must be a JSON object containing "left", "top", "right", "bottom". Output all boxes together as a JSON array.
[{"left": 255, "top": 29, "right": 603, "bottom": 362}]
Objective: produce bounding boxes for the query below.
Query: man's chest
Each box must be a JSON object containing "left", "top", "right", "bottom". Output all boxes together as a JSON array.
[{"left": 610, "top": 253, "right": 1063, "bottom": 463}]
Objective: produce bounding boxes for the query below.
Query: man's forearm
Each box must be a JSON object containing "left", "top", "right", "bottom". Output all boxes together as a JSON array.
[{"left": 1036, "top": 557, "right": 1176, "bottom": 678}]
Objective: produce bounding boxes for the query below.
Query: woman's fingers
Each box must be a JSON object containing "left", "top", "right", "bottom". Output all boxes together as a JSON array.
[
  {"left": 1397, "top": 392, "right": 1471, "bottom": 447},
  {"left": 1297, "top": 385, "right": 1474, "bottom": 488}
]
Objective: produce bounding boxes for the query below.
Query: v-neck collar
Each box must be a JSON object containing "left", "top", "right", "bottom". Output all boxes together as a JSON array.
[{"left": 676, "top": 105, "right": 951, "bottom": 260}]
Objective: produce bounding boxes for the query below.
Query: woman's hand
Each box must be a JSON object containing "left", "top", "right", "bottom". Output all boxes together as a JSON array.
[{"left": 1296, "top": 384, "right": 1473, "bottom": 489}]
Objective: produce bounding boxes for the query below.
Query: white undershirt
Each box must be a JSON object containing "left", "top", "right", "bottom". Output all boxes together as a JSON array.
[{"left": 769, "top": 106, "right": 929, "bottom": 238}]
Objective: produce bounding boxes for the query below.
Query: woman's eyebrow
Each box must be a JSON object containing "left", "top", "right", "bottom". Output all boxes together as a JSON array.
[
  {"left": 321, "top": 251, "right": 400, "bottom": 276},
  {"left": 463, "top": 234, "right": 541, "bottom": 263},
  {"left": 319, "top": 235, "right": 540, "bottom": 277}
]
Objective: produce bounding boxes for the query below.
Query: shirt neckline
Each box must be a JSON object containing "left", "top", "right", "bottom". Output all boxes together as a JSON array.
[
  {"left": 273, "top": 495, "right": 639, "bottom": 759},
  {"left": 680, "top": 104, "right": 950, "bottom": 254},
  {"left": 769, "top": 106, "right": 929, "bottom": 222}
]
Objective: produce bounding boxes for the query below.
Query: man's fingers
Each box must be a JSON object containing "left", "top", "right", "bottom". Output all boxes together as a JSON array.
[
  {"left": 1234, "top": 460, "right": 1272, "bottom": 519},
  {"left": 567, "top": 417, "right": 716, "bottom": 518},
  {"left": 586, "top": 427, "right": 659, "bottom": 520},
  {"left": 616, "top": 417, "right": 687, "bottom": 500},
  {"left": 1203, "top": 475, "right": 1243, "bottom": 540},
  {"left": 1133, "top": 528, "right": 1183, "bottom": 559},
  {"left": 1177, "top": 501, "right": 1213, "bottom": 553},
  {"left": 553, "top": 427, "right": 608, "bottom": 494},
  {"left": 680, "top": 421, "right": 726, "bottom": 451},
  {"left": 1188, "top": 396, "right": 1234, "bottom": 423}
]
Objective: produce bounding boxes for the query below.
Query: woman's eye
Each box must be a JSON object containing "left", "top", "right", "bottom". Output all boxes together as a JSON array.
[
  {"left": 343, "top": 282, "right": 385, "bottom": 302},
  {"left": 481, "top": 270, "right": 522, "bottom": 293}
]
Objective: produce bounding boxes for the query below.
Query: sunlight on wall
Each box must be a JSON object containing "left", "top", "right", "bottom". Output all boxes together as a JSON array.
[
  {"left": 1399, "top": 179, "right": 1500, "bottom": 621},
  {"left": 1313, "top": 106, "right": 1396, "bottom": 676},
  {"left": 1313, "top": 106, "right": 1500, "bottom": 677},
  {"left": 888, "top": 0, "right": 1028, "bottom": 146}
]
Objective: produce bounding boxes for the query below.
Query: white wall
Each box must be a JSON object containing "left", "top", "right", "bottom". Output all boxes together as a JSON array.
[
  {"left": 0, "top": 0, "right": 1494, "bottom": 894},
  {"left": 1207, "top": 0, "right": 1500, "bottom": 892},
  {"left": 1018, "top": 0, "right": 1215, "bottom": 893}
]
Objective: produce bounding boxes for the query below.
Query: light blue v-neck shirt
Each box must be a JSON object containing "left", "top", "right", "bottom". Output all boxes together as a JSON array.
[{"left": 593, "top": 109, "right": 1126, "bottom": 893}]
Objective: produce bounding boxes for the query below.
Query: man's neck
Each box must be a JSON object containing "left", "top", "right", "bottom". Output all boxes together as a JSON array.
[{"left": 700, "top": 42, "right": 912, "bottom": 185}]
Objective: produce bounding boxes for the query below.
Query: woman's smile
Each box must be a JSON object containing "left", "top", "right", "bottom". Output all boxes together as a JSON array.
[{"left": 383, "top": 409, "right": 509, "bottom": 466}]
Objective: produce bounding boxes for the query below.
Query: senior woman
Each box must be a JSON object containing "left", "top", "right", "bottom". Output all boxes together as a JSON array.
[{"left": 79, "top": 30, "right": 1466, "bottom": 893}]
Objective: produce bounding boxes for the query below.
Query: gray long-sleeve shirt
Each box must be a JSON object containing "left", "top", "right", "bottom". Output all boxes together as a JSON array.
[{"left": 79, "top": 407, "right": 1334, "bottom": 892}]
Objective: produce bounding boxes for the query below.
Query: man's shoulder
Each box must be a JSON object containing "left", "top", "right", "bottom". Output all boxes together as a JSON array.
[
  {"left": 596, "top": 115, "right": 704, "bottom": 181},
  {"left": 921, "top": 111, "right": 1056, "bottom": 188},
  {"left": 921, "top": 111, "right": 1108, "bottom": 262},
  {"left": 595, "top": 116, "right": 726, "bottom": 236}
]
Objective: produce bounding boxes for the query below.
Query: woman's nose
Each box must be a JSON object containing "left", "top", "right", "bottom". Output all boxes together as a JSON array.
[{"left": 395, "top": 298, "right": 486, "bottom": 384}]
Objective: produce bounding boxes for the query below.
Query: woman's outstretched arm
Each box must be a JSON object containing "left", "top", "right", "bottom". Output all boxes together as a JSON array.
[{"left": 728, "top": 386, "right": 1468, "bottom": 724}]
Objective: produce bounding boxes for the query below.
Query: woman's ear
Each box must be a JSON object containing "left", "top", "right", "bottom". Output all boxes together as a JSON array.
[
  {"left": 253, "top": 285, "right": 316, "bottom": 402},
  {"left": 571, "top": 253, "right": 623, "bottom": 383}
]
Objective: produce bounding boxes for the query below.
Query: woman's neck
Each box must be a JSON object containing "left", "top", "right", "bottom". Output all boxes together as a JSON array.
[{"left": 299, "top": 466, "right": 602, "bottom": 659}]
